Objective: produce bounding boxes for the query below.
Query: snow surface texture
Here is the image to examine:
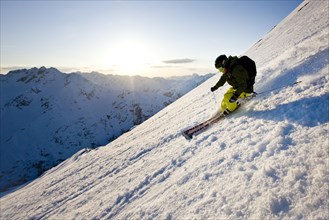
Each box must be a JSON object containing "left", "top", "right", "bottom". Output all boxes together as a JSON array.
[
  {"left": 1, "top": 1, "right": 328, "bottom": 219},
  {"left": 0, "top": 69, "right": 212, "bottom": 192}
]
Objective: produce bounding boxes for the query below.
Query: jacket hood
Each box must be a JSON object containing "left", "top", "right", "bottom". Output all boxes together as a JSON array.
[{"left": 224, "top": 56, "right": 239, "bottom": 69}]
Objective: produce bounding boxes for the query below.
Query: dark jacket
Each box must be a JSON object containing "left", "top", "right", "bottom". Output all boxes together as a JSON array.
[{"left": 213, "top": 56, "right": 252, "bottom": 97}]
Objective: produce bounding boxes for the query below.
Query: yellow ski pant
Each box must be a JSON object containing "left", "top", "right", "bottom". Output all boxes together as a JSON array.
[{"left": 221, "top": 87, "right": 251, "bottom": 112}]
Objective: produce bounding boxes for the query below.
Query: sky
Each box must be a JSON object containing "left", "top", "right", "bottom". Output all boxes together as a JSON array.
[{"left": 0, "top": 0, "right": 303, "bottom": 77}]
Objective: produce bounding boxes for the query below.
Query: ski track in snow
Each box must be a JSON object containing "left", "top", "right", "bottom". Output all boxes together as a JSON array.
[{"left": 1, "top": 1, "right": 329, "bottom": 220}]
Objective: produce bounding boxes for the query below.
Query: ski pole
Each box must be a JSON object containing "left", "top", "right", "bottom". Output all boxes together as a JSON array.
[
  {"left": 256, "top": 81, "right": 302, "bottom": 95},
  {"left": 211, "top": 90, "right": 218, "bottom": 107},
  {"left": 211, "top": 91, "right": 216, "bottom": 104}
]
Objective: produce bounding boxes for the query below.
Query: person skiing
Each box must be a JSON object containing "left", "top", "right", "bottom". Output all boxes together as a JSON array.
[{"left": 210, "top": 54, "right": 256, "bottom": 115}]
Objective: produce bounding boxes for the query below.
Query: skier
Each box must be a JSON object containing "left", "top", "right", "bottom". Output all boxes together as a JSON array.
[{"left": 210, "top": 54, "right": 256, "bottom": 115}]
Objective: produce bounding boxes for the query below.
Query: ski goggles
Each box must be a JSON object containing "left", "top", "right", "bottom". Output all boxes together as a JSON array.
[{"left": 217, "top": 67, "right": 224, "bottom": 73}]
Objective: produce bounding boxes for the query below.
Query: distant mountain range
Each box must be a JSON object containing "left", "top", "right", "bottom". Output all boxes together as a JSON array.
[{"left": 0, "top": 67, "right": 213, "bottom": 191}]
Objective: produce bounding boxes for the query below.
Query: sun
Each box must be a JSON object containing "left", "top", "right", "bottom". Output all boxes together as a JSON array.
[{"left": 105, "top": 39, "right": 155, "bottom": 76}]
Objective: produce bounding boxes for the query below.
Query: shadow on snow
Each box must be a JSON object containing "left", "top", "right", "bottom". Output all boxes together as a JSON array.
[
  {"left": 257, "top": 47, "right": 329, "bottom": 92},
  {"left": 248, "top": 93, "right": 329, "bottom": 128}
]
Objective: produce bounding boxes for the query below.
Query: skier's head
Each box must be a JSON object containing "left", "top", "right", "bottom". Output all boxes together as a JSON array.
[{"left": 215, "top": 55, "right": 228, "bottom": 70}]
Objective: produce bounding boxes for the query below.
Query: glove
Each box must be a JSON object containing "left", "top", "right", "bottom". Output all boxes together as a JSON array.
[
  {"left": 229, "top": 94, "right": 238, "bottom": 103},
  {"left": 210, "top": 87, "right": 217, "bottom": 92}
]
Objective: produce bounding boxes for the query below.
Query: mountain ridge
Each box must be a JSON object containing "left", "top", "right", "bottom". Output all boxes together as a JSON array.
[{"left": 0, "top": 68, "right": 212, "bottom": 191}]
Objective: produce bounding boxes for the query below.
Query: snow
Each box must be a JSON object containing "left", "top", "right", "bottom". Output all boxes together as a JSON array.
[{"left": 0, "top": 1, "right": 328, "bottom": 219}]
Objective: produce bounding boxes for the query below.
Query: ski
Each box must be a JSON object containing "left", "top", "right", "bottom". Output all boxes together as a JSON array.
[
  {"left": 182, "top": 113, "right": 225, "bottom": 139},
  {"left": 182, "top": 94, "right": 256, "bottom": 139}
]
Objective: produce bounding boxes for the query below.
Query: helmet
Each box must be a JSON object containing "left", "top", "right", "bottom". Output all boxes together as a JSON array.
[{"left": 215, "top": 55, "right": 227, "bottom": 68}]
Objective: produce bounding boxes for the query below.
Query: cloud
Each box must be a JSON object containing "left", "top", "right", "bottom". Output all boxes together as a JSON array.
[
  {"left": 162, "top": 58, "right": 195, "bottom": 64},
  {"left": 0, "top": 66, "right": 29, "bottom": 74}
]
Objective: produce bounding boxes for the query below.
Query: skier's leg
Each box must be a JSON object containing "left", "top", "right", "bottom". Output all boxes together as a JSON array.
[
  {"left": 222, "top": 90, "right": 252, "bottom": 112},
  {"left": 221, "top": 87, "right": 237, "bottom": 112},
  {"left": 236, "top": 92, "right": 251, "bottom": 104},
  {"left": 238, "top": 92, "right": 251, "bottom": 99}
]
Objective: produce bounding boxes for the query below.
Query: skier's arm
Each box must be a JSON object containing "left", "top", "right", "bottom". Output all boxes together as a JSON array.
[{"left": 212, "top": 74, "right": 227, "bottom": 90}]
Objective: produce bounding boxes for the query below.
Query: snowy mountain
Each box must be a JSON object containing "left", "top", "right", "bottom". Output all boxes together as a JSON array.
[
  {"left": 0, "top": 68, "right": 212, "bottom": 192},
  {"left": 1, "top": 1, "right": 328, "bottom": 219}
]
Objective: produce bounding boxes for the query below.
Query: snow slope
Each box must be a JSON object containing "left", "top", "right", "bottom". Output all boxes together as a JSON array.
[
  {"left": 0, "top": 69, "right": 212, "bottom": 192},
  {"left": 1, "top": 1, "right": 328, "bottom": 219}
]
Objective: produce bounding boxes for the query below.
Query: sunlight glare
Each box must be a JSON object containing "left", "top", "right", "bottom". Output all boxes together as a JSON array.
[{"left": 106, "top": 39, "right": 155, "bottom": 76}]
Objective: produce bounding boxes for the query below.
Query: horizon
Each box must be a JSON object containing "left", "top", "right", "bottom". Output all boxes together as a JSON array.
[{"left": 1, "top": 0, "right": 303, "bottom": 77}]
